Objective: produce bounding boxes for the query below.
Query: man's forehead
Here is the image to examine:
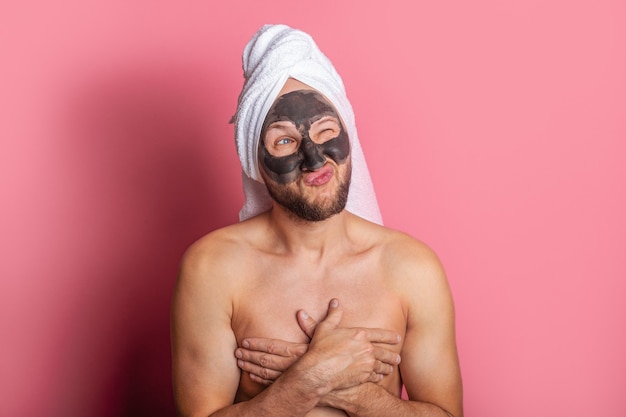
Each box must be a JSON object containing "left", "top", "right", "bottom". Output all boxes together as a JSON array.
[
  {"left": 266, "top": 90, "right": 337, "bottom": 127},
  {"left": 262, "top": 77, "right": 345, "bottom": 134}
]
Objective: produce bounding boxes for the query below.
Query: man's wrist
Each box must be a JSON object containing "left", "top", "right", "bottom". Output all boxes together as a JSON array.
[
  {"left": 285, "top": 351, "right": 334, "bottom": 400},
  {"left": 320, "top": 382, "right": 379, "bottom": 414}
]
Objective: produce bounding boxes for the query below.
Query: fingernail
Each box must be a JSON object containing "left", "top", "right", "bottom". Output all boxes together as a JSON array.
[
  {"left": 235, "top": 349, "right": 242, "bottom": 358},
  {"left": 396, "top": 354, "right": 401, "bottom": 364},
  {"left": 330, "top": 299, "right": 338, "bottom": 308},
  {"left": 237, "top": 359, "right": 244, "bottom": 368},
  {"left": 242, "top": 340, "right": 250, "bottom": 348},
  {"left": 300, "top": 311, "right": 309, "bottom": 319}
]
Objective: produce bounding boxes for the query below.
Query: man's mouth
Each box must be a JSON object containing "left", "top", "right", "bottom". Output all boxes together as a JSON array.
[{"left": 304, "top": 165, "right": 333, "bottom": 186}]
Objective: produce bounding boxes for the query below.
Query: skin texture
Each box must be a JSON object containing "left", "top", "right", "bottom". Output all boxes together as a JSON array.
[
  {"left": 259, "top": 90, "right": 350, "bottom": 184},
  {"left": 259, "top": 89, "right": 351, "bottom": 222},
  {"left": 171, "top": 79, "right": 463, "bottom": 417}
]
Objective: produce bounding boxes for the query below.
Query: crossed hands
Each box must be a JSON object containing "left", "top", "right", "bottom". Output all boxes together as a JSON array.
[{"left": 235, "top": 298, "right": 401, "bottom": 398}]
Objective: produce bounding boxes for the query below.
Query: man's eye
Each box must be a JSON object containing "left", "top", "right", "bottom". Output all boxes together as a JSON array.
[
  {"left": 318, "top": 129, "right": 337, "bottom": 142},
  {"left": 276, "top": 138, "right": 293, "bottom": 146}
]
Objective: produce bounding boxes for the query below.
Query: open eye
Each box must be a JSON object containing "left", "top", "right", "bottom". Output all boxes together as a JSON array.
[
  {"left": 270, "top": 136, "right": 299, "bottom": 156},
  {"left": 262, "top": 121, "right": 300, "bottom": 156},
  {"left": 275, "top": 137, "right": 294, "bottom": 146}
]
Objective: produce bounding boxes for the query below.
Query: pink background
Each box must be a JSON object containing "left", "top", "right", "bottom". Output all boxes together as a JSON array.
[{"left": 2, "top": 1, "right": 625, "bottom": 416}]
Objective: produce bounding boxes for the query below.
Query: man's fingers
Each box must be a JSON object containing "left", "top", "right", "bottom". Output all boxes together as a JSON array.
[
  {"left": 318, "top": 298, "right": 343, "bottom": 330},
  {"left": 237, "top": 358, "right": 282, "bottom": 383},
  {"left": 296, "top": 309, "right": 318, "bottom": 339},
  {"left": 366, "top": 371, "right": 384, "bottom": 383},
  {"left": 236, "top": 346, "right": 301, "bottom": 371},
  {"left": 249, "top": 373, "right": 274, "bottom": 386},
  {"left": 373, "top": 346, "right": 401, "bottom": 367},
  {"left": 241, "top": 337, "right": 304, "bottom": 357},
  {"left": 363, "top": 328, "right": 402, "bottom": 345},
  {"left": 373, "top": 360, "right": 395, "bottom": 375}
]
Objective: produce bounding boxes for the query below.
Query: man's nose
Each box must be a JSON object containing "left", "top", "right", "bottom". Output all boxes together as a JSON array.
[{"left": 300, "top": 137, "right": 326, "bottom": 171}]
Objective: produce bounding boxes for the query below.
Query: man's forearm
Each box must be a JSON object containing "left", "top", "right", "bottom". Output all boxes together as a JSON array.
[
  {"left": 323, "top": 383, "right": 457, "bottom": 417},
  {"left": 206, "top": 367, "right": 323, "bottom": 417},
  {"left": 214, "top": 299, "right": 405, "bottom": 416}
]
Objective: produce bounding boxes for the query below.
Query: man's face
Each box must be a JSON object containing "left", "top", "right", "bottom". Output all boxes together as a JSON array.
[{"left": 259, "top": 88, "right": 351, "bottom": 222}]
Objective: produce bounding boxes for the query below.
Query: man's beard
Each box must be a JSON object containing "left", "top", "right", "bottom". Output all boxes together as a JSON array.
[{"left": 265, "top": 164, "right": 351, "bottom": 222}]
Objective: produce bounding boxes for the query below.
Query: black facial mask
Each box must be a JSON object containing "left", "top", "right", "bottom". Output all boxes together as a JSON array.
[{"left": 259, "top": 90, "right": 350, "bottom": 184}]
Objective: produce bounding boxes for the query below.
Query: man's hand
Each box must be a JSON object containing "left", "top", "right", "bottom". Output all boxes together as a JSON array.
[
  {"left": 235, "top": 299, "right": 401, "bottom": 387},
  {"left": 303, "top": 298, "right": 401, "bottom": 392},
  {"left": 234, "top": 306, "right": 317, "bottom": 384},
  {"left": 235, "top": 338, "right": 308, "bottom": 385}
]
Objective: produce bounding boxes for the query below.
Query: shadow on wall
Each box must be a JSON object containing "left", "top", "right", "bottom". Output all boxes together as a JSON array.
[{"left": 52, "top": 64, "right": 241, "bottom": 416}]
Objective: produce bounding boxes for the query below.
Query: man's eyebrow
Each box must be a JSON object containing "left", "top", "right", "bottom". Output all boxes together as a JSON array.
[
  {"left": 310, "top": 116, "right": 340, "bottom": 129},
  {"left": 265, "top": 121, "right": 298, "bottom": 132}
]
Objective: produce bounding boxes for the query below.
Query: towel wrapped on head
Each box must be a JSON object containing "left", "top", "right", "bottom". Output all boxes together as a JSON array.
[{"left": 232, "top": 24, "right": 382, "bottom": 224}]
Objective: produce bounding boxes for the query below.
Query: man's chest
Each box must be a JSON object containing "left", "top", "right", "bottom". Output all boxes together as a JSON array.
[{"left": 231, "top": 265, "right": 407, "bottom": 346}]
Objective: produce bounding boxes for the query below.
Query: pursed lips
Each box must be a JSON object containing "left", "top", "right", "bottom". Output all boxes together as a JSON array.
[{"left": 303, "top": 164, "right": 334, "bottom": 186}]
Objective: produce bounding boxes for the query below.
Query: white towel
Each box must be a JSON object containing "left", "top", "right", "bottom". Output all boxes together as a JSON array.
[{"left": 232, "top": 24, "right": 383, "bottom": 225}]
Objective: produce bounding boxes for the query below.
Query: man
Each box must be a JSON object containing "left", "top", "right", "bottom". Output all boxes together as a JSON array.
[{"left": 171, "top": 24, "right": 463, "bottom": 417}]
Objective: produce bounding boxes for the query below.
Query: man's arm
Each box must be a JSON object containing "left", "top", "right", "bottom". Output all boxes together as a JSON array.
[
  {"left": 233, "top": 239, "right": 463, "bottom": 417},
  {"left": 324, "top": 240, "right": 463, "bottom": 417},
  {"left": 236, "top": 309, "right": 400, "bottom": 386},
  {"left": 172, "top": 237, "right": 331, "bottom": 417},
  {"left": 171, "top": 237, "right": 243, "bottom": 416},
  {"left": 171, "top": 236, "right": 402, "bottom": 417}
]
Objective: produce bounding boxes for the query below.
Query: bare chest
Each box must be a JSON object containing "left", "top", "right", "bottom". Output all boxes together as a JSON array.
[
  {"left": 231, "top": 261, "right": 406, "bottom": 344},
  {"left": 230, "top": 256, "right": 407, "bottom": 407}
]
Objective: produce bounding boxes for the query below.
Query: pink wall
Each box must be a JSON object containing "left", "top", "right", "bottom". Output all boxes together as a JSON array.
[{"left": 2, "top": 1, "right": 625, "bottom": 416}]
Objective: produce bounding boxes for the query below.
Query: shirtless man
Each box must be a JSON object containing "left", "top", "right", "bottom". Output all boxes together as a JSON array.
[{"left": 171, "top": 25, "right": 462, "bottom": 417}]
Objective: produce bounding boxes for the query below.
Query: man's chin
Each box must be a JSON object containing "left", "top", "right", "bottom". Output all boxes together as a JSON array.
[
  {"left": 280, "top": 200, "right": 346, "bottom": 223},
  {"left": 265, "top": 164, "right": 351, "bottom": 222}
]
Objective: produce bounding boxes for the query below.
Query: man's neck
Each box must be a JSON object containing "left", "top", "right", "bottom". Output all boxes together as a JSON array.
[{"left": 265, "top": 204, "right": 351, "bottom": 261}]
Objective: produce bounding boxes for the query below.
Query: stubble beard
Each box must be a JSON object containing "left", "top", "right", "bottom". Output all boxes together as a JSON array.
[{"left": 265, "top": 163, "right": 352, "bottom": 223}]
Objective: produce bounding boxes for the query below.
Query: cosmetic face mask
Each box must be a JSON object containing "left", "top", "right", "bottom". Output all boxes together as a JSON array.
[{"left": 259, "top": 90, "right": 350, "bottom": 184}]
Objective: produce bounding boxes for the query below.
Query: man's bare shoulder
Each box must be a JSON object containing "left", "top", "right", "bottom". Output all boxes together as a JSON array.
[
  {"left": 178, "top": 216, "right": 267, "bottom": 287},
  {"left": 352, "top": 216, "right": 441, "bottom": 271},
  {"left": 358, "top": 219, "right": 446, "bottom": 288}
]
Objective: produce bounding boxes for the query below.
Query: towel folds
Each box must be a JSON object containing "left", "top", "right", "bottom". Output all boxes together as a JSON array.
[{"left": 232, "top": 24, "right": 382, "bottom": 224}]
